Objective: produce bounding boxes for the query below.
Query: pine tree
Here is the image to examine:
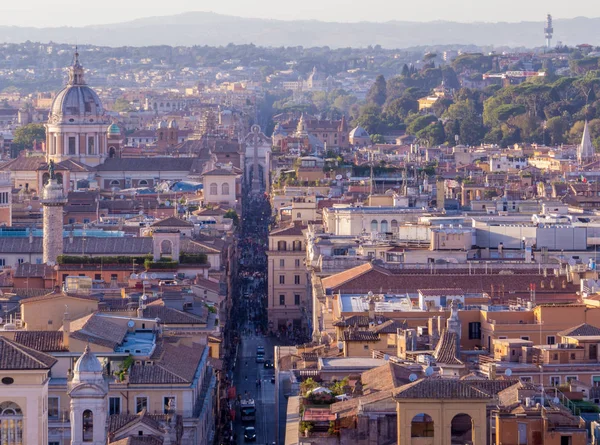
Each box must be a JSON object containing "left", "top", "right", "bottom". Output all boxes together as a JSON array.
[{"left": 367, "top": 75, "right": 387, "bottom": 107}]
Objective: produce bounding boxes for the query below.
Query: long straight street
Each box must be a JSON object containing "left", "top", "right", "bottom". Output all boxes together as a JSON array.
[
  {"left": 225, "top": 193, "right": 281, "bottom": 444},
  {"left": 232, "top": 320, "right": 278, "bottom": 444}
]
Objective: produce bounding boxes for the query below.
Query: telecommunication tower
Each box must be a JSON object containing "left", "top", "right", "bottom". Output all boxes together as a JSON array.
[{"left": 544, "top": 14, "right": 553, "bottom": 49}]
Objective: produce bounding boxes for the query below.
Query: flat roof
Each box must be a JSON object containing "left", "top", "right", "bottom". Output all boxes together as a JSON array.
[
  {"left": 340, "top": 293, "right": 421, "bottom": 313},
  {"left": 319, "top": 357, "right": 387, "bottom": 370},
  {"left": 115, "top": 331, "right": 155, "bottom": 356}
]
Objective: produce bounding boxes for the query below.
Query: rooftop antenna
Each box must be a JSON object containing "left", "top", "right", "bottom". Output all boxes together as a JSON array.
[{"left": 544, "top": 14, "right": 553, "bottom": 50}]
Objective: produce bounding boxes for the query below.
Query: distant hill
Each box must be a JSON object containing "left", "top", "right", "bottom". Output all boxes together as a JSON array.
[{"left": 1, "top": 12, "right": 600, "bottom": 48}]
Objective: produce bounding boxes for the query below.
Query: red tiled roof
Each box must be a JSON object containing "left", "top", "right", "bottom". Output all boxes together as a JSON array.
[
  {"left": 342, "top": 331, "right": 380, "bottom": 342},
  {"left": 14, "top": 331, "right": 67, "bottom": 352},
  {"left": 321, "top": 263, "right": 374, "bottom": 290},
  {"left": 394, "top": 378, "right": 491, "bottom": 400},
  {"left": 558, "top": 323, "right": 600, "bottom": 338},
  {"left": 321, "top": 264, "right": 575, "bottom": 294},
  {"left": 0, "top": 337, "right": 57, "bottom": 370},
  {"left": 129, "top": 342, "right": 205, "bottom": 384},
  {"left": 361, "top": 362, "right": 419, "bottom": 395},
  {"left": 434, "top": 330, "right": 463, "bottom": 365},
  {"left": 69, "top": 313, "right": 128, "bottom": 349}
]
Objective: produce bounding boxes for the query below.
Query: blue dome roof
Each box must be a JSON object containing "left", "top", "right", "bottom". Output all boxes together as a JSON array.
[{"left": 107, "top": 123, "right": 121, "bottom": 135}]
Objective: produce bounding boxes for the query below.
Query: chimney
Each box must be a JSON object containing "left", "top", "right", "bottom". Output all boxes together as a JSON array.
[
  {"left": 368, "top": 297, "right": 376, "bottom": 320},
  {"left": 137, "top": 306, "right": 144, "bottom": 319},
  {"left": 28, "top": 231, "right": 33, "bottom": 244},
  {"left": 69, "top": 231, "right": 74, "bottom": 244},
  {"left": 63, "top": 305, "right": 70, "bottom": 348}
]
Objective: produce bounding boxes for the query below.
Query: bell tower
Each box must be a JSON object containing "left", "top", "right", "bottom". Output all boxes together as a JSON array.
[{"left": 68, "top": 346, "right": 108, "bottom": 445}]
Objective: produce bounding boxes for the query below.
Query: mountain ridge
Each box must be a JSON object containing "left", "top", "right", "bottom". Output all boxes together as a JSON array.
[{"left": 0, "top": 12, "right": 599, "bottom": 48}]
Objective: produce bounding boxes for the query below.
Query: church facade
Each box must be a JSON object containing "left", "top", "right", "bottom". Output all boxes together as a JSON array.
[{"left": 45, "top": 50, "right": 112, "bottom": 167}]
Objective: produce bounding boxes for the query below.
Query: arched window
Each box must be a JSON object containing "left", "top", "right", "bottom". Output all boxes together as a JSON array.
[
  {"left": 159, "top": 132, "right": 164, "bottom": 141},
  {"left": 277, "top": 241, "right": 287, "bottom": 251},
  {"left": 370, "top": 219, "right": 378, "bottom": 232},
  {"left": 109, "top": 146, "right": 116, "bottom": 158},
  {"left": 138, "top": 180, "right": 148, "bottom": 186},
  {"left": 221, "top": 183, "right": 230, "bottom": 195},
  {"left": 56, "top": 173, "right": 63, "bottom": 185},
  {"left": 209, "top": 183, "right": 218, "bottom": 195},
  {"left": 160, "top": 239, "right": 173, "bottom": 256},
  {"left": 42, "top": 172, "right": 50, "bottom": 186},
  {"left": 391, "top": 219, "right": 398, "bottom": 230},
  {"left": 110, "top": 180, "right": 120, "bottom": 186},
  {"left": 293, "top": 240, "right": 302, "bottom": 251},
  {"left": 380, "top": 220, "right": 388, "bottom": 232},
  {"left": 451, "top": 413, "right": 473, "bottom": 444},
  {"left": 82, "top": 409, "right": 93, "bottom": 442},
  {"left": 411, "top": 413, "right": 434, "bottom": 438},
  {"left": 0, "top": 401, "right": 23, "bottom": 444}
]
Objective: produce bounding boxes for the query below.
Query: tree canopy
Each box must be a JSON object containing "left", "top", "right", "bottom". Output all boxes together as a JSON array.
[{"left": 12, "top": 123, "right": 45, "bottom": 153}]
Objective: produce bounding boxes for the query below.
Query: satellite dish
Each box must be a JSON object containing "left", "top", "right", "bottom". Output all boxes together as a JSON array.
[
  {"left": 337, "top": 341, "right": 343, "bottom": 350},
  {"left": 120, "top": 195, "right": 124, "bottom": 200},
  {"left": 553, "top": 397, "right": 560, "bottom": 404},
  {"left": 141, "top": 295, "right": 148, "bottom": 301},
  {"left": 409, "top": 373, "right": 418, "bottom": 382},
  {"left": 505, "top": 368, "right": 513, "bottom": 377},
  {"left": 383, "top": 354, "right": 390, "bottom": 361},
  {"left": 335, "top": 174, "right": 342, "bottom": 180},
  {"left": 425, "top": 366, "right": 434, "bottom": 377},
  {"left": 151, "top": 273, "right": 157, "bottom": 279},
  {"left": 0, "top": 317, "right": 3, "bottom": 324},
  {"left": 346, "top": 172, "right": 351, "bottom": 178},
  {"left": 127, "top": 320, "right": 135, "bottom": 328}
]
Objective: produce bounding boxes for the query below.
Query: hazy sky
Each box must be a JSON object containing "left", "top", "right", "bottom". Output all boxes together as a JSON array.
[{"left": 1, "top": 0, "right": 599, "bottom": 27}]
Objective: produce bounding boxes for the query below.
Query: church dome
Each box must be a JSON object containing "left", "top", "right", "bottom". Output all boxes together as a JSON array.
[
  {"left": 350, "top": 126, "right": 369, "bottom": 138},
  {"left": 167, "top": 119, "right": 178, "bottom": 129},
  {"left": 157, "top": 120, "right": 168, "bottom": 129},
  {"left": 49, "top": 51, "right": 104, "bottom": 120},
  {"left": 107, "top": 123, "right": 121, "bottom": 135},
  {"left": 73, "top": 345, "right": 103, "bottom": 375}
]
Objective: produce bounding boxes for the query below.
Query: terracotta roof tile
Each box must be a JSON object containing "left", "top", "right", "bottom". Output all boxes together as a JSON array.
[
  {"left": 143, "top": 302, "right": 206, "bottom": 324},
  {"left": 394, "top": 378, "right": 492, "bottom": 400},
  {"left": 321, "top": 264, "right": 574, "bottom": 294},
  {"left": 434, "top": 330, "right": 463, "bottom": 365},
  {"left": 333, "top": 314, "right": 389, "bottom": 327},
  {"left": 342, "top": 331, "right": 380, "bottom": 342},
  {"left": 321, "top": 263, "right": 374, "bottom": 291},
  {"left": 14, "top": 331, "right": 67, "bottom": 352},
  {"left": 362, "top": 362, "right": 418, "bottom": 394},
  {"left": 370, "top": 319, "right": 406, "bottom": 334},
  {"left": 270, "top": 222, "right": 306, "bottom": 236},
  {"left": 0, "top": 336, "right": 57, "bottom": 370},
  {"left": 150, "top": 217, "right": 194, "bottom": 228},
  {"left": 558, "top": 323, "right": 600, "bottom": 338},
  {"left": 129, "top": 342, "right": 205, "bottom": 384},
  {"left": 69, "top": 313, "right": 128, "bottom": 349},
  {"left": 20, "top": 291, "right": 98, "bottom": 304}
]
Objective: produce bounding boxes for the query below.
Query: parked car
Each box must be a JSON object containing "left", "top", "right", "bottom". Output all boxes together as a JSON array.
[{"left": 244, "top": 426, "right": 257, "bottom": 442}]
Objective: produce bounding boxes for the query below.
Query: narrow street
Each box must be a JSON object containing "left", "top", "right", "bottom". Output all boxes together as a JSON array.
[{"left": 223, "top": 193, "right": 280, "bottom": 444}]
